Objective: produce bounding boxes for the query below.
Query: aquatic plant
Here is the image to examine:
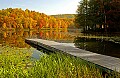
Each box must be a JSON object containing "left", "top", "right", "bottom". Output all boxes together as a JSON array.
[
  {"left": 0, "top": 46, "right": 119, "bottom": 78},
  {"left": 29, "top": 53, "right": 103, "bottom": 78}
]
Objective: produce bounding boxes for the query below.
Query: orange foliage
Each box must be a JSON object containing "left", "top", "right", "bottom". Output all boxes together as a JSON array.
[{"left": 0, "top": 8, "right": 74, "bottom": 30}]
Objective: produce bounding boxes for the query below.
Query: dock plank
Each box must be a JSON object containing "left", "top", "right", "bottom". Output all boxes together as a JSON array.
[{"left": 25, "top": 39, "right": 120, "bottom": 72}]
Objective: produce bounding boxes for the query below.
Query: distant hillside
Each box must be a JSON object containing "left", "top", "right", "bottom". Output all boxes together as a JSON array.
[
  {"left": 51, "top": 14, "right": 76, "bottom": 28},
  {"left": 51, "top": 14, "right": 75, "bottom": 19}
]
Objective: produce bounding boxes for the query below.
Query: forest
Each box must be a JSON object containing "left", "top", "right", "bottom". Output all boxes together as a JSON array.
[
  {"left": 51, "top": 14, "right": 75, "bottom": 28},
  {"left": 0, "top": 8, "right": 74, "bottom": 31},
  {"left": 75, "top": 0, "right": 120, "bottom": 32}
]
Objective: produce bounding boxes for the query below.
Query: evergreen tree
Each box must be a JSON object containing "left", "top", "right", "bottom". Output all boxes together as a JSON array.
[{"left": 75, "top": 0, "right": 120, "bottom": 32}]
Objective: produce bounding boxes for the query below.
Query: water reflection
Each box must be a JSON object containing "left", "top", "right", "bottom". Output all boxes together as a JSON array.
[
  {"left": 0, "top": 29, "right": 75, "bottom": 48},
  {"left": 31, "top": 48, "right": 44, "bottom": 60},
  {"left": 0, "top": 31, "right": 30, "bottom": 48},
  {"left": 0, "top": 29, "right": 76, "bottom": 58},
  {"left": 74, "top": 37, "right": 120, "bottom": 58},
  {"left": 37, "top": 30, "right": 74, "bottom": 42},
  {"left": 1, "top": 30, "right": 120, "bottom": 58}
]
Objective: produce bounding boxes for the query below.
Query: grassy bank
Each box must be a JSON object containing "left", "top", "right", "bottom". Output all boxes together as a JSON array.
[
  {"left": 0, "top": 46, "right": 33, "bottom": 78},
  {"left": 0, "top": 46, "right": 119, "bottom": 78}
]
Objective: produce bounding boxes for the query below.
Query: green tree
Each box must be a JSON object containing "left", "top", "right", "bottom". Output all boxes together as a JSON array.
[
  {"left": 75, "top": 0, "right": 90, "bottom": 31},
  {"left": 75, "top": 0, "right": 120, "bottom": 32}
]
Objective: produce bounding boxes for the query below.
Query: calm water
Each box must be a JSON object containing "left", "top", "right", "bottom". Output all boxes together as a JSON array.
[
  {"left": 0, "top": 30, "right": 120, "bottom": 58},
  {"left": 74, "top": 37, "right": 120, "bottom": 58},
  {"left": 0, "top": 29, "right": 77, "bottom": 59}
]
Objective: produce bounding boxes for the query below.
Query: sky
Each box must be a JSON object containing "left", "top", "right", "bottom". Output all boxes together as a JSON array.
[{"left": 0, "top": 0, "right": 80, "bottom": 15}]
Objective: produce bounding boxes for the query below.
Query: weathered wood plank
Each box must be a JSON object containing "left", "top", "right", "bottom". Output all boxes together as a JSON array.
[{"left": 25, "top": 39, "right": 120, "bottom": 72}]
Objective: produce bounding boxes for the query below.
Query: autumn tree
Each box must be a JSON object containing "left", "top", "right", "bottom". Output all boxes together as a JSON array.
[{"left": 0, "top": 8, "right": 70, "bottom": 30}]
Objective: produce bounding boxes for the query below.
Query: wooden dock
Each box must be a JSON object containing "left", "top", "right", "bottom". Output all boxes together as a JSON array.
[{"left": 25, "top": 39, "right": 120, "bottom": 72}]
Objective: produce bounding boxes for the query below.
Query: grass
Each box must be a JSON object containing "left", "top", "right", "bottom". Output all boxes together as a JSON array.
[
  {"left": 0, "top": 46, "right": 120, "bottom": 78},
  {"left": 0, "top": 46, "right": 33, "bottom": 78},
  {"left": 30, "top": 53, "right": 103, "bottom": 78}
]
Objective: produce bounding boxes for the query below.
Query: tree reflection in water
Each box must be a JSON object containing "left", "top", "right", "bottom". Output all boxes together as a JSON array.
[
  {"left": 0, "top": 29, "right": 74, "bottom": 48},
  {"left": 74, "top": 37, "right": 120, "bottom": 58}
]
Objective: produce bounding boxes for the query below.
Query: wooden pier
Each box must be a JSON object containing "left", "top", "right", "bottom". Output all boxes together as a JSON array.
[{"left": 25, "top": 39, "right": 120, "bottom": 72}]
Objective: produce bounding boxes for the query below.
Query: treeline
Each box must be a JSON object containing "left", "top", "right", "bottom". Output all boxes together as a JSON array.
[
  {"left": 51, "top": 14, "right": 75, "bottom": 19},
  {"left": 51, "top": 14, "right": 75, "bottom": 28},
  {"left": 0, "top": 8, "right": 73, "bottom": 30},
  {"left": 75, "top": 0, "right": 120, "bottom": 32}
]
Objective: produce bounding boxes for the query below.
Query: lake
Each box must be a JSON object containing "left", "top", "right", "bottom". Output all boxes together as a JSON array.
[
  {"left": 0, "top": 29, "right": 120, "bottom": 58},
  {"left": 0, "top": 29, "right": 77, "bottom": 59}
]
